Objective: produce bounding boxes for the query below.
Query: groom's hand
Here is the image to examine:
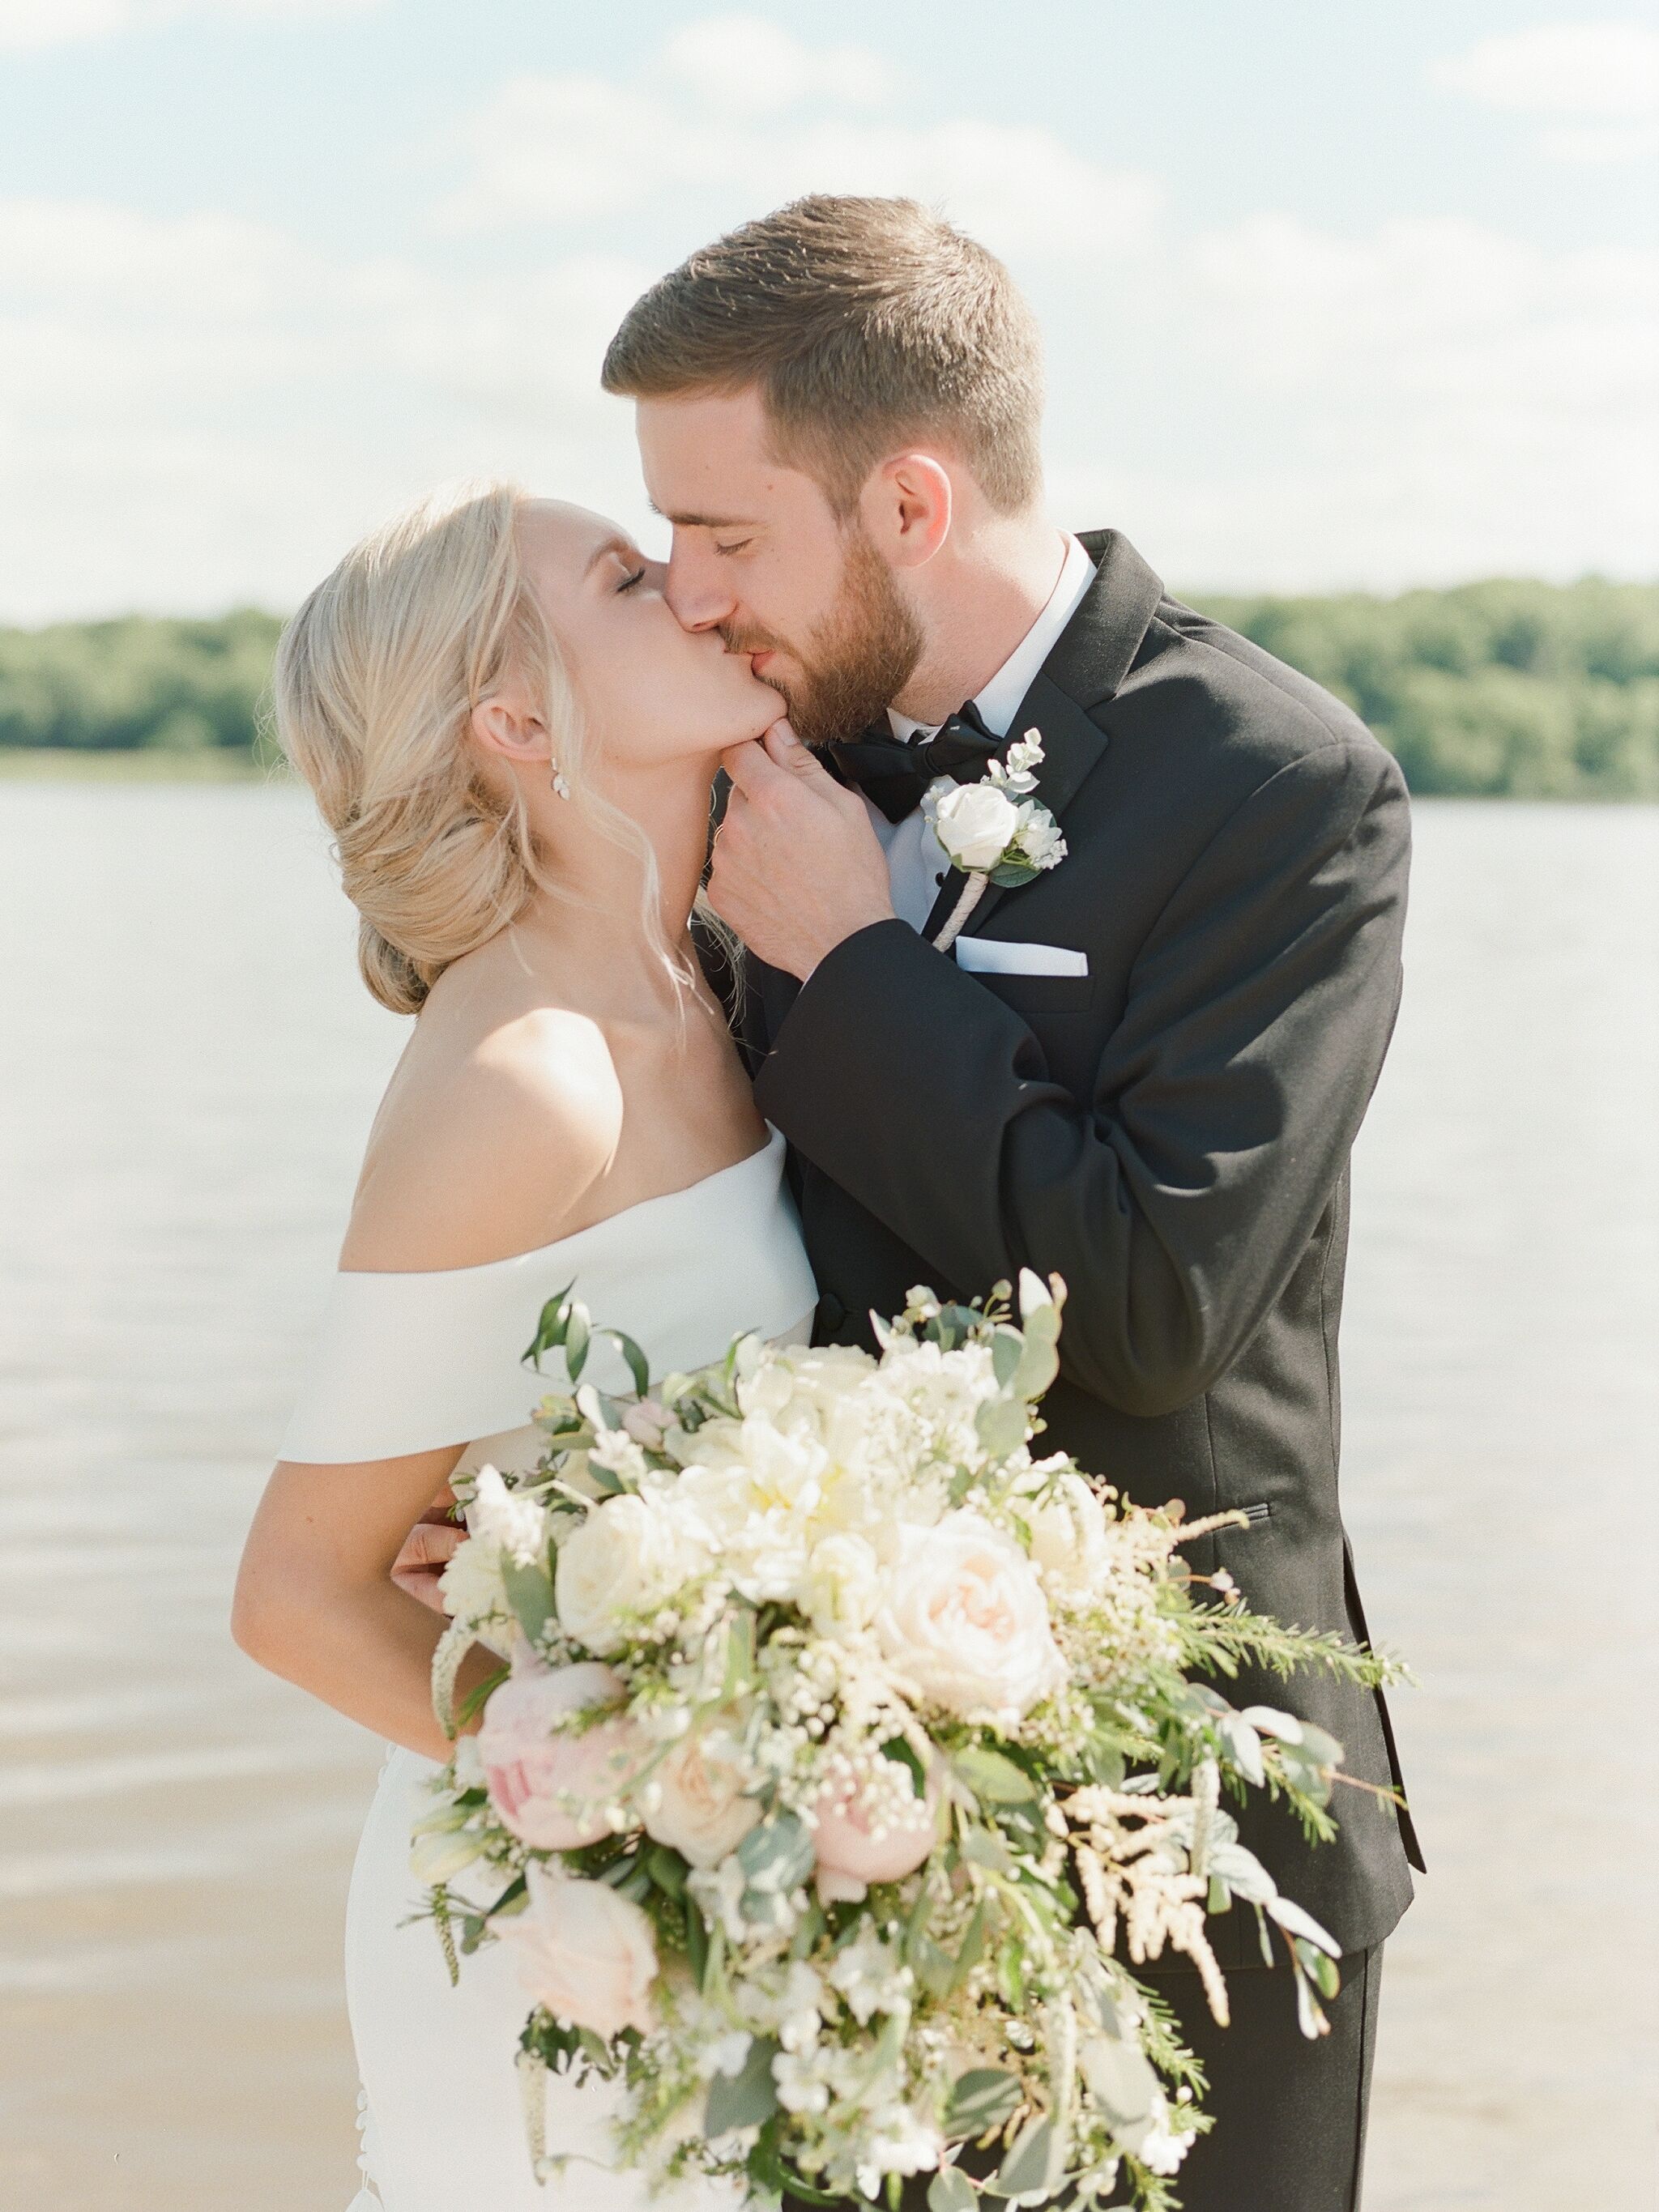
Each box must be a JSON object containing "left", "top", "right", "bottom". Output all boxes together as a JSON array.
[
  {"left": 390, "top": 1483, "right": 462, "bottom": 1613},
  {"left": 710, "top": 720, "right": 896, "bottom": 979}
]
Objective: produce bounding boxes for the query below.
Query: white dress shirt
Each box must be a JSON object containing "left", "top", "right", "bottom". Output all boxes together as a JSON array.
[{"left": 868, "top": 531, "right": 1096, "bottom": 932}]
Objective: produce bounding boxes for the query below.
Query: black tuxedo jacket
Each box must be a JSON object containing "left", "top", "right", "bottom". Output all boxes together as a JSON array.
[{"left": 711, "top": 528, "right": 1422, "bottom": 1963}]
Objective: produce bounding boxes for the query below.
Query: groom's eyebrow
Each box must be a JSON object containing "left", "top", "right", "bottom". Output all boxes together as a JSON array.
[{"left": 646, "top": 497, "right": 757, "bottom": 528}]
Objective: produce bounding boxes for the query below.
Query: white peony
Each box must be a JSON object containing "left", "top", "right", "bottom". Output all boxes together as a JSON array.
[
  {"left": 509, "top": 1864, "right": 659, "bottom": 2038},
  {"left": 874, "top": 1511, "right": 1066, "bottom": 1724},
  {"left": 928, "top": 780, "right": 1021, "bottom": 872},
  {"left": 642, "top": 1724, "right": 761, "bottom": 1868},
  {"left": 554, "top": 1493, "right": 703, "bottom": 1656},
  {"left": 799, "top": 1532, "right": 883, "bottom": 1638}
]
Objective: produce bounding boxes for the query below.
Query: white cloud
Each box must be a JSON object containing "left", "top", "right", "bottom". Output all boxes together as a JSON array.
[
  {"left": 1056, "top": 216, "right": 1659, "bottom": 590},
  {"left": 0, "top": 0, "right": 381, "bottom": 48},
  {"left": 0, "top": 17, "right": 1653, "bottom": 618},
  {"left": 1431, "top": 21, "right": 1659, "bottom": 164},
  {"left": 438, "top": 27, "right": 1162, "bottom": 264},
  {"left": 0, "top": 198, "right": 655, "bottom": 620},
  {"left": 660, "top": 13, "right": 891, "bottom": 113}
]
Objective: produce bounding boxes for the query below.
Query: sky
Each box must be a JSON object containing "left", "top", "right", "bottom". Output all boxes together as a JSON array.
[{"left": 0, "top": 0, "right": 1655, "bottom": 621}]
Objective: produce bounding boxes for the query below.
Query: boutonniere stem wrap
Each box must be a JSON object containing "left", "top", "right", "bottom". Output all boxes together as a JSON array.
[{"left": 923, "top": 728, "right": 1068, "bottom": 952}]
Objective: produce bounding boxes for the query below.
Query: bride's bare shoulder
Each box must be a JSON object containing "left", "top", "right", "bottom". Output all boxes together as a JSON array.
[{"left": 339, "top": 968, "right": 621, "bottom": 1273}]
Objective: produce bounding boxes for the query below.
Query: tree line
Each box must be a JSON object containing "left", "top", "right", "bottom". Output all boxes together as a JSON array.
[{"left": 1, "top": 579, "right": 1654, "bottom": 797}]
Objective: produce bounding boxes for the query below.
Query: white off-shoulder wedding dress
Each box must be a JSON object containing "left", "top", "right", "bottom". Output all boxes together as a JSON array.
[{"left": 280, "top": 1127, "right": 818, "bottom": 2211}]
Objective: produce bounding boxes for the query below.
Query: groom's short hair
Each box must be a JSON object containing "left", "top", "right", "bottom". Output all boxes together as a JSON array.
[{"left": 601, "top": 196, "right": 1043, "bottom": 518}]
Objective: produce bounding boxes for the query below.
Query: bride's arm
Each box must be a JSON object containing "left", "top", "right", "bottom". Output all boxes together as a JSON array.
[{"left": 232, "top": 1445, "right": 499, "bottom": 1762}]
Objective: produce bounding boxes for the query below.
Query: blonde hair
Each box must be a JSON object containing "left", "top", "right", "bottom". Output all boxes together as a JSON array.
[
  {"left": 602, "top": 195, "right": 1043, "bottom": 517},
  {"left": 275, "top": 480, "right": 687, "bottom": 1017}
]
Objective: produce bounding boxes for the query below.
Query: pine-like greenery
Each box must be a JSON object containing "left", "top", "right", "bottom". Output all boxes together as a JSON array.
[{"left": 2, "top": 578, "right": 1655, "bottom": 796}]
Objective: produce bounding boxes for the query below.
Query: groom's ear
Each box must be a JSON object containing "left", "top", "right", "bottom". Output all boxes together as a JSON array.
[{"left": 862, "top": 452, "right": 953, "bottom": 571}]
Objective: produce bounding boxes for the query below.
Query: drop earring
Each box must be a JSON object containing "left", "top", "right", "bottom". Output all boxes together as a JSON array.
[{"left": 549, "top": 759, "right": 570, "bottom": 800}]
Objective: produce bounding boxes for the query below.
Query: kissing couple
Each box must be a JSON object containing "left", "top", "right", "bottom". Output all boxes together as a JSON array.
[{"left": 236, "top": 194, "right": 1422, "bottom": 2212}]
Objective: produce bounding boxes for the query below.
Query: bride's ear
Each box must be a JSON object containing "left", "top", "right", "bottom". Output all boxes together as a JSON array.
[{"left": 470, "top": 688, "right": 550, "bottom": 773}]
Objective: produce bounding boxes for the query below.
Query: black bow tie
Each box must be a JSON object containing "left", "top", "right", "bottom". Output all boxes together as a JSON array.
[{"left": 825, "top": 700, "right": 1005, "bottom": 824}]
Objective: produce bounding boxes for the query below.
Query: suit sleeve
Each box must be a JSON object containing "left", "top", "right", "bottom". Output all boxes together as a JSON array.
[{"left": 753, "top": 740, "right": 1410, "bottom": 1417}]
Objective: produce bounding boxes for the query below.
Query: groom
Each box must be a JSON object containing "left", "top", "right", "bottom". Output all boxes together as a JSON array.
[{"left": 600, "top": 195, "right": 1422, "bottom": 2211}]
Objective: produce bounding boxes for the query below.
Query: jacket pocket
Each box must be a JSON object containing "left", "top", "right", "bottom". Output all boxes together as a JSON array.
[{"left": 1235, "top": 1501, "right": 1273, "bottom": 1527}]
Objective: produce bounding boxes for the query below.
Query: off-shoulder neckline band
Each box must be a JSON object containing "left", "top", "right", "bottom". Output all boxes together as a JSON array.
[{"left": 335, "top": 1125, "right": 783, "bottom": 1284}]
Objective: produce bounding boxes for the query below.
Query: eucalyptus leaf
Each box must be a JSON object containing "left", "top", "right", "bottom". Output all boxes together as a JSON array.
[
  {"left": 1242, "top": 1704, "right": 1304, "bottom": 1744},
  {"left": 975, "top": 1394, "right": 1029, "bottom": 1460},
  {"left": 1077, "top": 2035, "right": 1157, "bottom": 2127},
  {"left": 990, "top": 1327, "right": 1025, "bottom": 1387},
  {"left": 995, "top": 2117, "right": 1054, "bottom": 2197},
  {"left": 1217, "top": 1711, "right": 1266, "bottom": 1787},
  {"left": 737, "top": 1810, "right": 815, "bottom": 1899},
  {"left": 564, "top": 1305, "right": 591, "bottom": 1381},
  {"left": 928, "top": 2169, "right": 979, "bottom": 2212},
  {"left": 1266, "top": 1894, "right": 1339, "bottom": 1954},
  {"left": 1010, "top": 1332, "right": 1060, "bottom": 1402},
  {"left": 960, "top": 1824, "right": 1013, "bottom": 1873},
  {"left": 943, "top": 2068, "right": 1022, "bottom": 2137},
  {"left": 953, "top": 1746, "right": 1039, "bottom": 1805},
  {"left": 705, "top": 2035, "right": 779, "bottom": 2137},
  {"left": 500, "top": 1555, "right": 555, "bottom": 1644}
]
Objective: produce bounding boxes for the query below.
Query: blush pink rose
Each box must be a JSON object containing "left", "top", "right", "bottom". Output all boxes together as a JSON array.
[
  {"left": 510, "top": 1864, "right": 659, "bottom": 2038},
  {"left": 477, "top": 1660, "right": 645, "bottom": 1850},
  {"left": 812, "top": 1759, "right": 940, "bottom": 1903}
]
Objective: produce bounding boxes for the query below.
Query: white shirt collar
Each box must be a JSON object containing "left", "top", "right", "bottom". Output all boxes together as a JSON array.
[{"left": 888, "top": 531, "right": 1095, "bottom": 745}]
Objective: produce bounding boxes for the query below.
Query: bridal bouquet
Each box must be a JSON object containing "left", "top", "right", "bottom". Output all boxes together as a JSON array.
[{"left": 413, "top": 1275, "right": 1397, "bottom": 2210}]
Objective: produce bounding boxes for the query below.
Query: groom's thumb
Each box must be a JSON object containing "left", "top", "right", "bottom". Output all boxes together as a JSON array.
[{"left": 763, "top": 718, "right": 817, "bottom": 774}]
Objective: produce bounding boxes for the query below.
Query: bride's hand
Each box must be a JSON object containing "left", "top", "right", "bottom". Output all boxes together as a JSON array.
[{"left": 390, "top": 1482, "right": 462, "bottom": 1612}]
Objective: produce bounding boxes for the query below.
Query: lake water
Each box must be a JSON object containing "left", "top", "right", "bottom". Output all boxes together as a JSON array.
[{"left": 0, "top": 784, "right": 1654, "bottom": 2211}]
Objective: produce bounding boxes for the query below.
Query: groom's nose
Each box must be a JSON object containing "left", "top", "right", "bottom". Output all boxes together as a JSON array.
[{"left": 665, "top": 539, "right": 736, "bottom": 633}]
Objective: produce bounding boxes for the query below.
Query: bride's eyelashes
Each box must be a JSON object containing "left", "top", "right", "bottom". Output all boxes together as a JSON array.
[{"left": 616, "top": 565, "right": 646, "bottom": 594}]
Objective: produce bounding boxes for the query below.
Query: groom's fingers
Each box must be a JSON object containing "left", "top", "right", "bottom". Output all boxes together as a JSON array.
[{"left": 723, "top": 725, "right": 860, "bottom": 817}]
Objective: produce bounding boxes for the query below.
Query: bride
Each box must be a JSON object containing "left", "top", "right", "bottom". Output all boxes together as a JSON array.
[{"left": 232, "top": 482, "right": 818, "bottom": 2209}]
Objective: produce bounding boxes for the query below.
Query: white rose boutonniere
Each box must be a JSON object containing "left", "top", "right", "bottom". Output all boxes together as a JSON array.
[{"left": 922, "top": 729, "right": 1068, "bottom": 951}]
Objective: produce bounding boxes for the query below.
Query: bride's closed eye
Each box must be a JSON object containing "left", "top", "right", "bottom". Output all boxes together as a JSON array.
[{"left": 616, "top": 565, "right": 646, "bottom": 594}]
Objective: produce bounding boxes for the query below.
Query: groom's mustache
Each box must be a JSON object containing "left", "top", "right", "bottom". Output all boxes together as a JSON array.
[{"left": 719, "top": 620, "right": 789, "bottom": 665}]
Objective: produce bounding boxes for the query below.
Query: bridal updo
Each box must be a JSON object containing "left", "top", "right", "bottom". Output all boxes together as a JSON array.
[{"left": 273, "top": 480, "right": 580, "bottom": 1016}]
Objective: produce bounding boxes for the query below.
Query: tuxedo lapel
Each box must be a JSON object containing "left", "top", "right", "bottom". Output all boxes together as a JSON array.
[{"left": 920, "top": 529, "right": 1166, "bottom": 944}]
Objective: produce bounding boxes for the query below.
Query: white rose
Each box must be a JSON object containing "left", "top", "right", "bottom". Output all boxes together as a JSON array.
[
  {"left": 643, "top": 1724, "right": 761, "bottom": 1868},
  {"left": 874, "top": 1511, "right": 1066, "bottom": 1724},
  {"left": 800, "top": 1532, "right": 883, "bottom": 1638},
  {"left": 930, "top": 782, "right": 1020, "bottom": 871},
  {"left": 1017, "top": 1469, "right": 1111, "bottom": 1596},
  {"left": 554, "top": 1494, "right": 701, "bottom": 1656},
  {"left": 509, "top": 1864, "right": 659, "bottom": 2038}
]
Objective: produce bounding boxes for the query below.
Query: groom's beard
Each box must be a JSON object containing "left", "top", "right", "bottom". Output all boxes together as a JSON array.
[{"left": 722, "top": 528, "right": 923, "bottom": 750}]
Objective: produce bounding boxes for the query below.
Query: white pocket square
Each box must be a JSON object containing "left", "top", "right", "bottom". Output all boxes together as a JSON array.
[{"left": 953, "top": 937, "right": 1089, "bottom": 978}]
